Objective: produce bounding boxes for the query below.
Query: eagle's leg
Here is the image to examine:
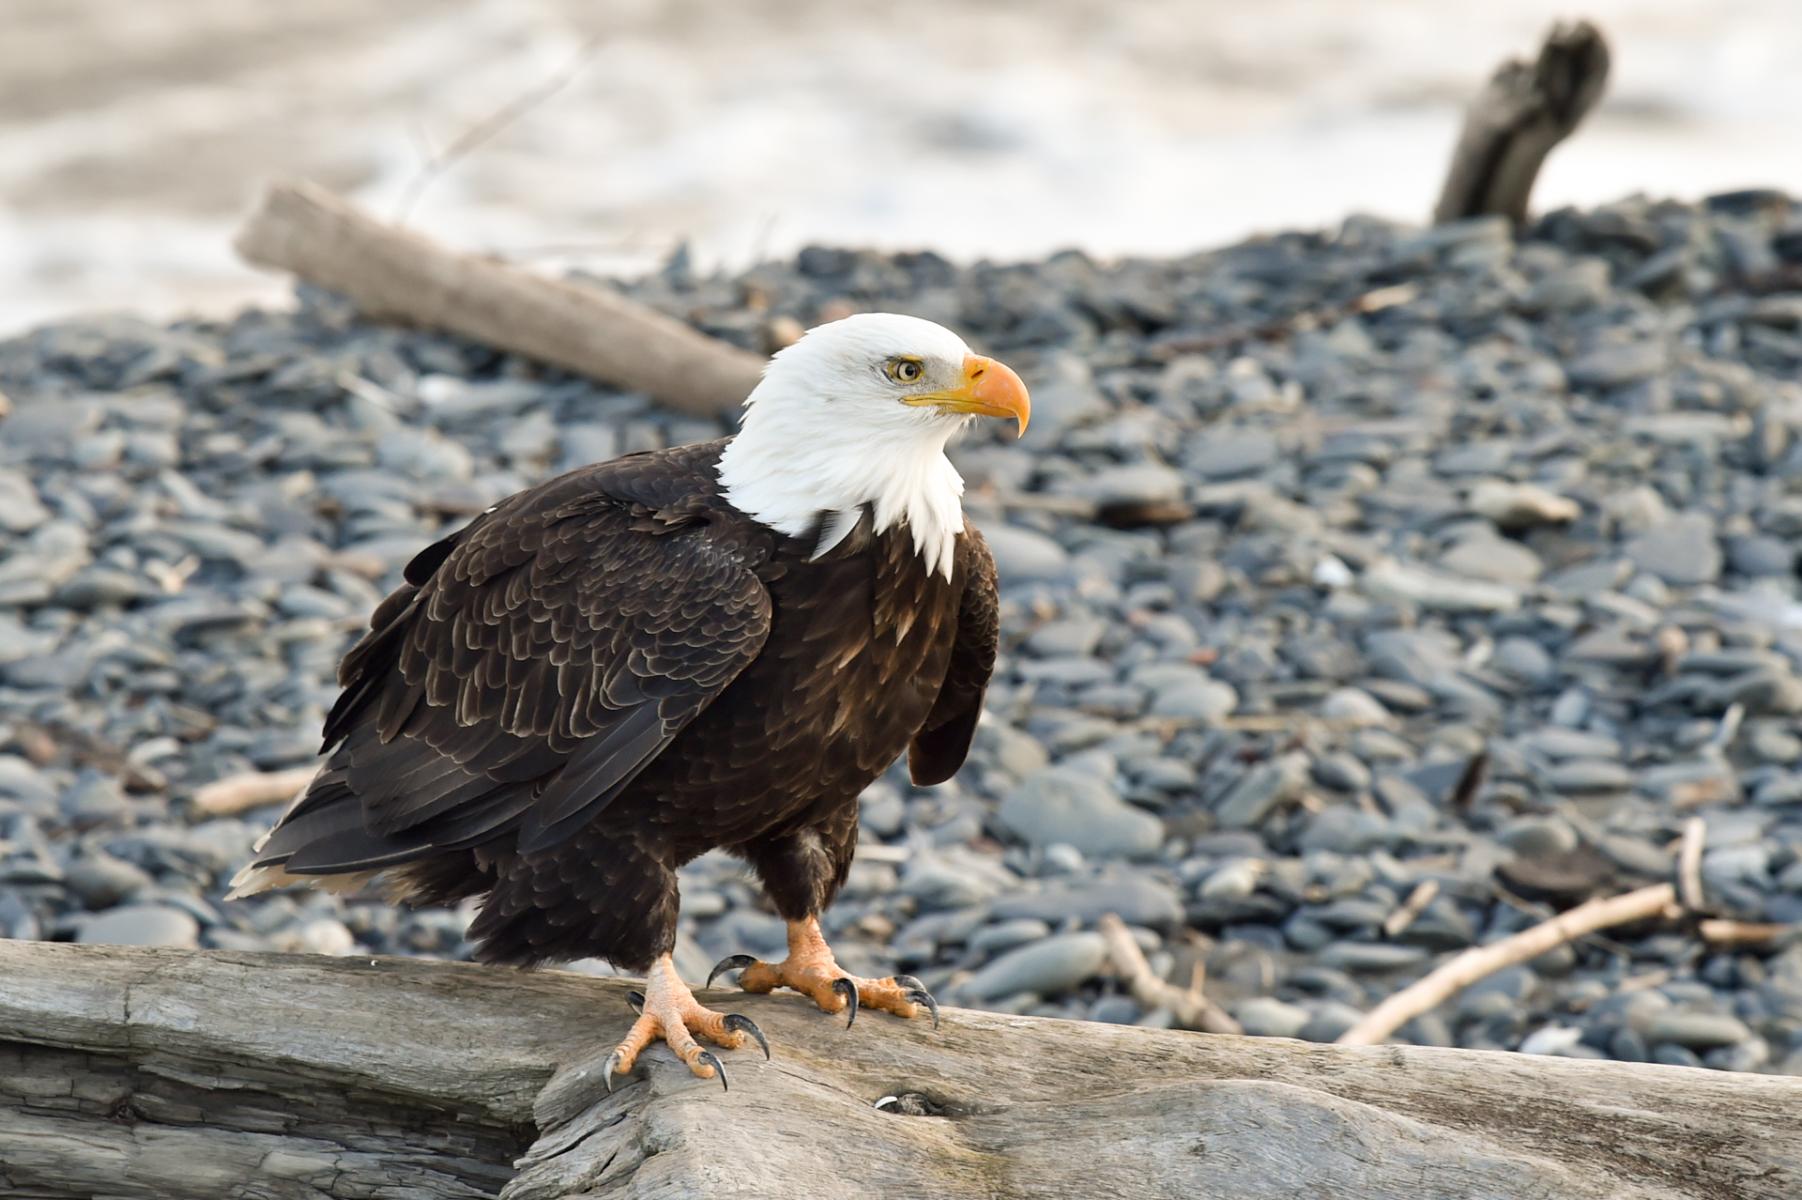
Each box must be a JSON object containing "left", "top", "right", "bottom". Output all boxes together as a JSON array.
[
  {"left": 708, "top": 916, "right": 940, "bottom": 1028},
  {"left": 605, "top": 954, "right": 769, "bottom": 1092}
]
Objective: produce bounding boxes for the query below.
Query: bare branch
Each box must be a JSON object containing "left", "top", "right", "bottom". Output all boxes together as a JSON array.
[
  {"left": 1098, "top": 913, "right": 1242, "bottom": 1035},
  {"left": 1337, "top": 883, "right": 1679, "bottom": 1047}
]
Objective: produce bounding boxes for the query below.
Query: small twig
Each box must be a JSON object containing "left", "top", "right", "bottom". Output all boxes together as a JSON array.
[
  {"left": 192, "top": 766, "right": 318, "bottom": 817},
  {"left": 1698, "top": 920, "right": 1792, "bottom": 947},
  {"left": 1617, "top": 968, "right": 1672, "bottom": 994},
  {"left": 1677, "top": 817, "right": 1707, "bottom": 915},
  {"left": 1449, "top": 751, "right": 1489, "bottom": 812},
  {"left": 1098, "top": 914, "right": 1241, "bottom": 1036},
  {"left": 1711, "top": 702, "right": 1745, "bottom": 751},
  {"left": 395, "top": 35, "right": 602, "bottom": 224},
  {"left": 1382, "top": 880, "right": 1441, "bottom": 939},
  {"left": 1336, "top": 882, "right": 1679, "bottom": 1046}
]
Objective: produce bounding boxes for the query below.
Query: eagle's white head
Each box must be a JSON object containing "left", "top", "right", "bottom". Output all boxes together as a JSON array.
[{"left": 716, "top": 313, "right": 1030, "bottom": 579}]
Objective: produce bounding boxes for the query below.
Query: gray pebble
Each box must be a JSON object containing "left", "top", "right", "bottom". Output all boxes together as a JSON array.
[
  {"left": 959, "top": 931, "right": 1108, "bottom": 1001},
  {"left": 77, "top": 904, "right": 200, "bottom": 948},
  {"left": 998, "top": 766, "right": 1162, "bottom": 859}
]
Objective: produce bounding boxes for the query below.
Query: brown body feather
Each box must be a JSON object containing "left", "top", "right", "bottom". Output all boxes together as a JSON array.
[{"left": 236, "top": 439, "right": 998, "bottom": 969}]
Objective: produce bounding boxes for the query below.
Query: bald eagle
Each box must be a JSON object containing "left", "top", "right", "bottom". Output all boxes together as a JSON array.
[{"left": 230, "top": 313, "right": 1029, "bottom": 1089}]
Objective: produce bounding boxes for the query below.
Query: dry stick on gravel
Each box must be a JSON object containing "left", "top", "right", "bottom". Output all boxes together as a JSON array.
[
  {"left": 1700, "top": 920, "right": 1794, "bottom": 947},
  {"left": 1677, "top": 815, "right": 1709, "bottom": 914},
  {"left": 1382, "top": 879, "right": 1441, "bottom": 939},
  {"left": 191, "top": 765, "right": 318, "bottom": 816},
  {"left": 1340, "top": 822, "right": 1715, "bottom": 1047},
  {"left": 1433, "top": 20, "right": 1610, "bottom": 224},
  {"left": 234, "top": 181, "right": 766, "bottom": 417},
  {"left": 1336, "top": 882, "right": 1683, "bottom": 1047},
  {"left": 1098, "top": 913, "right": 1242, "bottom": 1036}
]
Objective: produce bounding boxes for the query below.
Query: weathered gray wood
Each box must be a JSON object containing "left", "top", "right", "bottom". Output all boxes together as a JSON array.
[
  {"left": 1433, "top": 21, "right": 1611, "bottom": 224},
  {"left": 2, "top": 942, "right": 1797, "bottom": 1199},
  {"left": 234, "top": 181, "right": 767, "bottom": 417}
]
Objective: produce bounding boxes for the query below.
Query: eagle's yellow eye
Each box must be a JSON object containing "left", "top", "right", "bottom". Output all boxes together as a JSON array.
[{"left": 885, "top": 358, "right": 924, "bottom": 384}]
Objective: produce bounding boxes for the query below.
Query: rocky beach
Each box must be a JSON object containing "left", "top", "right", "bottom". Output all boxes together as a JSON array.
[{"left": 4, "top": 191, "right": 1802, "bottom": 1076}]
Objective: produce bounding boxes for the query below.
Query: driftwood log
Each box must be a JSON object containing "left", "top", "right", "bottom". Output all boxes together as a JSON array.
[
  {"left": 234, "top": 181, "right": 766, "bottom": 416},
  {"left": 3, "top": 942, "right": 1798, "bottom": 1199},
  {"left": 1433, "top": 21, "right": 1611, "bottom": 224}
]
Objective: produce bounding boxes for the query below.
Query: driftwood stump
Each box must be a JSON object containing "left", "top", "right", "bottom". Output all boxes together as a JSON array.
[
  {"left": 1433, "top": 21, "right": 1611, "bottom": 224},
  {"left": 2, "top": 942, "right": 1798, "bottom": 1198}
]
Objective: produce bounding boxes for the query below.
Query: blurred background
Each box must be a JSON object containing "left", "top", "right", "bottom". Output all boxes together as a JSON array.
[{"left": 5, "top": 0, "right": 1800, "bottom": 334}]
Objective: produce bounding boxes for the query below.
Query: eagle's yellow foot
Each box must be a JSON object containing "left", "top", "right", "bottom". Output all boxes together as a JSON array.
[
  {"left": 605, "top": 955, "right": 768, "bottom": 1093},
  {"left": 707, "top": 917, "right": 941, "bottom": 1030}
]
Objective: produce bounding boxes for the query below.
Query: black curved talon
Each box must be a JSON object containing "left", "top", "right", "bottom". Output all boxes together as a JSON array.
[
  {"left": 832, "top": 977, "right": 860, "bottom": 1028},
  {"left": 698, "top": 1050, "right": 729, "bottom": 1092},
  {"left": 603, "top": 1046, "right": 627, "bottom": 1093},
  {"left": 724, "top": 1012, "right": 771, "bottom": 1060},
  {"left": 707, "top": 953, "right": 758, "bottom": 989},
  {"left": 893, "top": 974, "right": 941, "bottom": 1030},
  {"left": 626, "top": 990, "right": 646, "bottom": 1014}
]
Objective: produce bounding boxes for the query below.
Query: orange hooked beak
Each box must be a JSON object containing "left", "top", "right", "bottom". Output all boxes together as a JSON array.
[{"left": 903, "top": 354, "right": 1031, "bottom": 437}]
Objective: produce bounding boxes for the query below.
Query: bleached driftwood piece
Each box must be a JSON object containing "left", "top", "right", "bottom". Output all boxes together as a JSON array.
[
  {"left": 2, "top": 941, "right": 1797, "bottom": 1199},
  {"left": 1336, "top": 882, "right": 1682, "bottom": 1047},
  {"left": 189, "top": 765, "right": 318, "bottom": 816},
  {"left": 1097, "top": 913, "right": 1241, "bottom": 1035},
  {"left": 1433, "top": 21, "right": 1610, "bottom": 224},
  {"left": 234, "top": 181, "right": 766, "bottom": 416}
]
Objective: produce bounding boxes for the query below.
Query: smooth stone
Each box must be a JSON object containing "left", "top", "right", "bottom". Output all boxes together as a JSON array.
[
  {"left": 1025, "top": 617, "right": 1106, "bottom": 658},
  {"left": 1297, "top": 808, "right": 1392, "bottom": 854},
  {"left": 1068, "top": 462, "right": 1186, "bottom": 506},
  {"left": 1468, "top": 479, "right": 1579, "bottom": 529},
  {"left": 1643, "top": 1012, "right": 1754, "bottom": 1049},
  {"left": 1568, "top": 341, "right": 1667, "bottom": 389},
  {"left": 1319, "top": 688, "right": 1394, "bottom": 727},
  {"left": 1198, "top": 858, "right": 1264, "bottom": 902},
  {"left": 984, "top": 525, "right": 1072, "bottom": 581},
  {"left": 1149, "top": 678, "right": 1238, "bottom": 722},
  {"left": 1233, "top": 996, "right": 1312, "bottom": 1039},
  {"left": 959, "top": 932, "right": 1108, "bottom": 1001},
  {"left": 1625, "top": 515, "right": 1723, "bottom": 586},
  {"left": 1440, "top": 538, "right": 1544, "bottom": 585},
  {"left": 1317, "top": 943, "right": 1429, "bottom": 972},
  {"left": 1728, "top": 535, "right": 1795, "bottom": 577},
  {"left": 999, "top": 766, "right": 1163, "bottom": 859},
  {"left": 1215, "top": 754, "right": 1309, "bottom": 829},
  {"left": 1312, "top": 752, "right": 1372, "bottom": 794},
  {"left": 1297, "top": 1001, "right": 1366, "bottom": 1043},
  {"left": 1363, "top": 559, "right": 1520, "bottom": 614},
  {"left": 1187, "top": 430, "right": 1280, "bottom": 480},
  {"left": 62, "top": 853, "right": 155, "bottom": 909},
  {"left": 989, "top": 877, "right": 1184, "bottom": 928},
  {"left": 0, "top": 756, "right": 56, "bottom": 814},
  {"left": 77, "top": 904, "right": 200, "bottom": 949},
  {"left": 969, "top": 918, "right": 1054, "bottom": 957},
  {"left": 1492, "top": 637, "right": 1555, "bottom": 684},
  {"left": 1547, "top": 759, "right": 1634, "bottom": 794},
  {"left": 1497, "top": 815, "right": 1579, "bottom": 858}
]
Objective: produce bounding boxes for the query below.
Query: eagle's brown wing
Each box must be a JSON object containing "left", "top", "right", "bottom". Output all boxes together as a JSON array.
[
  {"left": 907, "top": 524, "right": 1000, "bottom": 786},
  {"left": 248, "top": 454, "right": 770, "bottom": 876}
]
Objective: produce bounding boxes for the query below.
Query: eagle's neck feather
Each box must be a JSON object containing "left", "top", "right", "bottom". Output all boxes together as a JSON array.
[{"left": 716, "top": 409, "right": 965, "bottom": 580}]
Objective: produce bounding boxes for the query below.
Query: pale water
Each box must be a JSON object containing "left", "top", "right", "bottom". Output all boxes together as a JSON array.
[{"left": 3, "top": 0, "right": 1798, "bottom": 334}]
